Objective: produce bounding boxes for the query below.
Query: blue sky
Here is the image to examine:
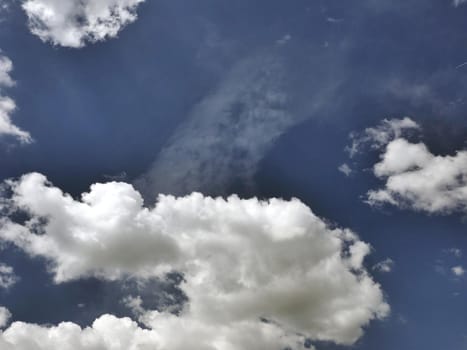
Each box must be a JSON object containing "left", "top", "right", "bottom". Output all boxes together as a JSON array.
[{"left": 0, "top": 0, "right": 467, "bottom": 349}]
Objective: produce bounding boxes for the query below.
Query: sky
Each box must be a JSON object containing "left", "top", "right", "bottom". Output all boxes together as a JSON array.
[{"left": 0, "top": 0, "right": 466, "bottom": 349}]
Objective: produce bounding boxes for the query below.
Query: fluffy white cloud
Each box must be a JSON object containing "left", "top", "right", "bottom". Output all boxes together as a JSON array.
[
  {"left": 0, "top": 173, "right": 389, "bottom": 348},
  {"left": 0, "top": 307, "right": 11, "bottom": 328},
  {"left": 0, "top": 314, "right": 303, "bottom": 350},
  {"left": 366, "top": 138, "right": 467, "bottom": 214},
  {"left": 0, "top": 55, "right": 32, "bottom": 144},
  {"left": 0, "top": 263, "right": 18, "bottom": 290},
  {"left": 21, "top": 0, "right": 145, "bottom": 48},
  {"left": 347, "top": 118, "right": 467, "bottom": 215}
]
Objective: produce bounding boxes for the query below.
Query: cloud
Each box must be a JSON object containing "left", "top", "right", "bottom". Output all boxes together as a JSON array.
[
  {"left": 0, "top": 307, "right": 10, "bottom": 328},
  {"left": 347, "top": 118, "right": 467, "bottom": 215},
  {"left": 373, "top": 258, "right": 394, "bottom": 273},
  {"left": 452, "top": 266, "right": 465, "bottom": 277},
  {"left": 338, "top": 163, "right": 352, "bottom": 177},
  {"left": 0, "top": 263, "right": 18, "bottom": 290},
  {"left": 366, "top": 138, "right": 467, "bottom": 215},
  {"left": 445, "top": 248, "right": 462, "bottom": 257},
  {"left": 135, "top": 55, "right": 301, "bottom": 198},
  {"left": 0, "top": 172, "right": 389, "bottom": 348},
  {"left": 0, "top": 313, "right": 307, "bottom": 350},
  {"left": 453, "top": 0, "right": 467, "bottom": 7},
  {"left": 346, "top": 117, "right": 420, "bottom": 158},
  {"left": 0, "top": 55, "right": 32, "bottom": 144},
  {"left": 21, "top": 0, "right": 145, "bottom": 48}
]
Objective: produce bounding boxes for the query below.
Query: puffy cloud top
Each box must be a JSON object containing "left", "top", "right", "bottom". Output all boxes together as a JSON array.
[
  {"left": 367, "top": 138, "right": 467, "bottom": 214},
  {"left": 0, "top": 173, "right": 389, "bottom": 348},
  {"left": 22, "top": 0, "right": 145, "bottom": 48},
  {"left": 347, "top": 118, "right": 467, "bottom": 215}
]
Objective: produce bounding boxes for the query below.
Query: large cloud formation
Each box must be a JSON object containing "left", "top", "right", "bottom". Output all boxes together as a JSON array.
[
  {"left": 0, "top": 173, "right": 389, "bottom": 349},
  {"left": 349, "top": 118, "right": 467, "bottom": 215},
  {"left": 21, "top": 0, "right": 145, "bottom": 48},
  {"left": 0, "top": 55, "right": 32, "bottom": 144}
]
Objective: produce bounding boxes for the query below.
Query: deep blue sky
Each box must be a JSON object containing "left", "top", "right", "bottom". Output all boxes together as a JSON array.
[{"left": 1, "top": 0, "right": 467, "bottom": 349}]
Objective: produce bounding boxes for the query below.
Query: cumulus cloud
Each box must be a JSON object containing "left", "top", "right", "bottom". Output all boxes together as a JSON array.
[
  {"left": 347, "top": 118, "right": 467, "bottom": 215},
  {"left": 0, "top": 313, "right": 305, "bottom": 350},
  {"left": 0, "top": 173, "right": 389, "bottom": 348},
  {"left": 21, "top": 0, "right": 145, "bottom": 48},
  {"left": 0, "top": 55, "right": 32, "bottom": 144},
  {"left": 0, "top": 263, "right": 18, "bottom": 290},
  {"left": 366, "top": 138, "right": 467, "bottom": 214}
]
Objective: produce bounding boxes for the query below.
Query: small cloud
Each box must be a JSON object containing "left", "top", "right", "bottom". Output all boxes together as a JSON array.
[
  {"left": 373, "top": 258, "right": 394, "bottom": 273},
  {"left": 0, "top": 263, "right": 18, "bottom": 290},
  {"left": 452, "top": 266, "right": 465, "bottom": 277},
  {"left": 0, "top": 307, "right": 11, "bottom": 328},
  {"left": 326, "top": 17, "right": 343, "bottom": 23},
  {"left": 338, "top": 163, "right": 352, "bottom": 177},
  {"left": 453, "top": 0, "right": 467, "bottom": 7},
  {"left": 444, "top": 248, "right": 462, "bottom": 258},
  {"left": 0, "top": 55, "right": 33, "bottom": 145},
  {"left": 276, "top": 34, "right": 292, "bottom": 45},
  {"left": 122, "top": 295, "right": 145, "bottom": 316}
]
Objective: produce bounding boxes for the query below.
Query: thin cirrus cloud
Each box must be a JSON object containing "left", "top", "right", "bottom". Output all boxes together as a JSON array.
[
  {"left": 0, "top": 55, "right": 32, "bottom": 144},
  {"left": 135, "top": 53, "right": 342, "bottom": 199},
  {"left": 135, "top": 54, "right": 302, "bottom": 199},
  {"left": 0, "top": 172, "right": 389, "bottom": 349},
  {"left": 21, "top": 0, "right": 145, "bottom": 48},
  {"left": 347, "top": 118, "right": 467, "bottom": 215}
]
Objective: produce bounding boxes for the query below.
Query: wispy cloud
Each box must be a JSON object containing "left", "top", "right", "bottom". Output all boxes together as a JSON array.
[{"left": 0, "top": 54, "right": 32, "bottom": 145}]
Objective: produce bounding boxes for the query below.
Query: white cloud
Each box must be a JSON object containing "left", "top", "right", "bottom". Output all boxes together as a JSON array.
[
  {"left": 0, "top": 263, "right": 18, "bottom": 290},
  {"left": 0, "top": 172, "right": 389, "bottom": 348},
  {"left": 0, "top": 313, "right": 307, "bottom": 350},
  {"left": 0, "top": 55, "right": 32, "bottom": 144},
  {"left": 346, "top": 117, "right": 420, "bottom": 158},
  {"left": 338, "top": 163, "right": 352, "bottom": 177},
  {"left": 452, "top": 266, "right": 465, "bottom": 277},
  {"left": 366, "top": 138, "right": 467, "bottom": 215},
  {"left": 0, "top": 307, "right": 11, "bottom": 328},
  {"left": 373, "top": 258, "right": 394, "bottom": 273},
  {"left": 21, "top": 0, "right": 145, "bottom": 48},
  {"left": 347, "top": 118, "right": 467, "bottom": 215}
]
